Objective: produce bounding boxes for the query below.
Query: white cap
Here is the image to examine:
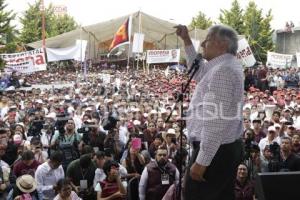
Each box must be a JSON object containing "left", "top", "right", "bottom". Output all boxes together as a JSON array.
[
  {"left": 65, "top": 95, "right": 71, "bottom": 100},
  {"left": 150, "top": 110, "right": 157, "bottom": 114},
  {"left": 167, "top": 128, "right": 176, "bottom": 135},
  {"left": 160, "top": 108, "right": 167, "bottom": 113},
  {"left": 133, "top": 120, "right": 141, "bottom": 126},
  {"left": 274, "top": 123, "right": 281, "bottom": 129},
  {"left": 45, "top": 112, "right": 56, "bottom": 120},
  {"left": 35, "top": 99, "right": 43, "bottom": 104},
  {"left": 268, "top": 126, "right": 276, "bottom": 132},
  {"left": 172, "top": 110, "right": 179, "bottom": 116}
]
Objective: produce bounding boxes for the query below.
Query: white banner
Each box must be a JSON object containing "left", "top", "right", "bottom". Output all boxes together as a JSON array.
[
  {"left": 0, "top": 48, "right": 47, "bottom": 73},
  {"left": 296, "top": 52, "right": 300, "bottom": 67},
  {"left": 267, "top": 51, "right": 293, "bottom": 68},
  {"left": 46, "top": 40, "right": 87, "bottom": 62},
  {"left": 191, "top": 39, "right": 200, "bottom": 52},
  {"left": 146, "top": 49, "right": 180, "bottom": 64},
  {"left": 132, "top": 33, "right": 144, "bottom": 53},
  {"left": 236, "top": 38, "right": 256, "bottom": 67}
]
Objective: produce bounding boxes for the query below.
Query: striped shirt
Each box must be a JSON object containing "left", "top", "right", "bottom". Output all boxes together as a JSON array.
[{"left": 185, "top": 45, "right": 244, "bottom": 166}]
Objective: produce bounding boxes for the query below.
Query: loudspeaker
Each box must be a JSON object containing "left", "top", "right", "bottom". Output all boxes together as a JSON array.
[{"left": 255, "top": 172, "right": 300, "bottom": 200}]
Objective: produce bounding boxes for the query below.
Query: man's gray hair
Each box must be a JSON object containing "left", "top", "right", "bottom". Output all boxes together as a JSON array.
[{"left": 208, "top": 25, "right": 239, "bottom": 55}]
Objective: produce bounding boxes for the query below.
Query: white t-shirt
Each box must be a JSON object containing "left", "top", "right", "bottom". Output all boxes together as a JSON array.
[{"left": 53, "top": 191, "right": 82, "bottom": 200}]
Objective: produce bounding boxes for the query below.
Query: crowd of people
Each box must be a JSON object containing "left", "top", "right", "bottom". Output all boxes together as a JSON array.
[{"left": 0, "top": 57, "right": 300, "bottom": 199}]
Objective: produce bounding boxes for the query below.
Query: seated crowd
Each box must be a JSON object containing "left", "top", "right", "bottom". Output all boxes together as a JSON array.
[{"left": 0, "top": 65, "right": 300, "bottom": 200}]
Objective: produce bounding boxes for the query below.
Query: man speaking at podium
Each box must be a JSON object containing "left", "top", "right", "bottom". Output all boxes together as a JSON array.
[{"left": 175, "top": 24, "right": 244, "bottom": 200}]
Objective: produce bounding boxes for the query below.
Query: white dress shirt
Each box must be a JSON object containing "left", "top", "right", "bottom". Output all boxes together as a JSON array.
[
  {"left": 93, "top": 168, "right": 106, "bottom": 187},
  {"left": 185, "top": 45, "right": 244, "bottom": 166},
  {"left": 258, "top": 136, "right": 281, "bottom": 157},
  {"left": 35, "top": 161, "right": 65, "bottom": 200}
]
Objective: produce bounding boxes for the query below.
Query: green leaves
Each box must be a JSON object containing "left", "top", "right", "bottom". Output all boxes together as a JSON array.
[
  {"left": 192, "top": 0, "right": 274, "bottom": 63},
  {"left": 219, "top": 0, "right": 244, "bottom": 34},
  {"left": 190, "top": 11, "right": 213, "bottom": 30},
  {"left": 19, "top": 0, "right": 78, "bottom": 44},
  {"left": 0, "top": 0, "right": 17, "bottom": 69}
]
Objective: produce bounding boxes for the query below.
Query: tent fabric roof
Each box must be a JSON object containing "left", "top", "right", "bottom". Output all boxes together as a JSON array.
[{"left": 27, "top": 11, "right": 208, "bottom": 59}]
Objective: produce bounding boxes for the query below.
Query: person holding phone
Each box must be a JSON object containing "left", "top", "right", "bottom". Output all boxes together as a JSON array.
[{"left": 121, "top": 138, "right": 145, "bottom": 181}]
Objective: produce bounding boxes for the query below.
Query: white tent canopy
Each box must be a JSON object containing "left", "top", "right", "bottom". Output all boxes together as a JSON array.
[{"left": 27, "top": 11, "right": 208, "bottom": 60}]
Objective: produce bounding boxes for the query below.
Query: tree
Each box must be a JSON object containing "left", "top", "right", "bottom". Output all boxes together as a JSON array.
[
  {"left": 0, "top": 0, "right": 17, "bottom": 68},
  {"left": 190, "top": 11, "right": 213, "bottom": 30},
  {"left": 219, "top": 0, "right": 244, "bottom": 34},
  {"left": 243, "top": 1, "right": 274, "bottom": 63},
  {"left": 55, "top": 14, "right": 78, "bottom": 35},
  {"left": 19, "top": 0, "right": 77, "bottom": 44},
  {"left": 257, "top": 10, "right": 274, "bottom": 62}
]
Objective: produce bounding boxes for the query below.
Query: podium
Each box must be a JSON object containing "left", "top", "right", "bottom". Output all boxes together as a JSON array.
[{"left": 255, "top": 171, "right": 300, "bottom": 200}]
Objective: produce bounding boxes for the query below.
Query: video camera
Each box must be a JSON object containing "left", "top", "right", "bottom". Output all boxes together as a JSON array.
[
  {"left": 28, "top": 119, "right": 45, "bottom": 137},
  {"left": 244, "top": 138, "right": 259, "bottom": 160},
  {"left": 102, "top": 111, "right": 119, "bottom": 131},
  {"left": 77, "top": 121, "right": 98, "bottom": 145},
  {"left": 77, "top": 121, "right": 92, "bottom": 135},
  {"left": 55, "top": 113, "right": 68, "bottom": 134}
]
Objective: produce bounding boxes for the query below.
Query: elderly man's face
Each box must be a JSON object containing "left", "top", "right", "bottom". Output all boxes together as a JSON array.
[{"left": 201, "top": 33, "right": 228, "bottom": 61}]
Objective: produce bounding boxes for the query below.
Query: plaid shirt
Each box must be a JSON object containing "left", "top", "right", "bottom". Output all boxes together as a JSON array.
[{"left": 185, "top": 45, "right": 244, "bottom": 166}]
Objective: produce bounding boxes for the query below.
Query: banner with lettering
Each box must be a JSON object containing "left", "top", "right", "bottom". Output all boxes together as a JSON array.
[
  {"left": 0, "top": 48, "right": 46, "bottom": 73},
  {"left": 267, "top": 51, "right": 293, "bottom": 68},
  {"left": 296, "top": 52, "right": 300, "bottom": 67},
  {"left": 146, "top": 49, "right": 180, "bottom": 64},
  {"left": 236, "top": 38, "right": 256, "bottom": 67}
]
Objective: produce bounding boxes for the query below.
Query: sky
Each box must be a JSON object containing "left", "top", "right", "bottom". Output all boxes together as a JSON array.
[{"left": 6, "top": 0, "right": 299, "bottom": 30}]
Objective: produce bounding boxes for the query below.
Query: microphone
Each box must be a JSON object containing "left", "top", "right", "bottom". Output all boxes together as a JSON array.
[{"left": 188, "top": 53, "right": 202, "bottom": 75}]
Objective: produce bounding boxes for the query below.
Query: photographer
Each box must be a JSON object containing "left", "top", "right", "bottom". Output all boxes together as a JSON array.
[
  {"left": 258, "top": 126, "right": 281, "bottom": 158},
  {"left": 51, "top": 119, "right": 81, "bottom": 170},
  {"left": 78, "top": 119, "right": 106, "bottom": 153},
  {"left": 27, "top": 111, "right": 45, "bottom": 138}
]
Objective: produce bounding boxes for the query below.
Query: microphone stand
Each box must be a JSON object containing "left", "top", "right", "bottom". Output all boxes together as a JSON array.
[{"left": 165, "top": 57, "right": 201, "bottom": 199}]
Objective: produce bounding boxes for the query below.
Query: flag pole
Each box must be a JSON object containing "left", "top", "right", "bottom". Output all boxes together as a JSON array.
[
  {"left": 137, "top": 10, "right": 142, "bottom": 71},
  {"left": 126, "top": 15, "right": 132, "bottom": 72},
  {"left": 41, "top": 0, "right": 46, "bottom": 49}
]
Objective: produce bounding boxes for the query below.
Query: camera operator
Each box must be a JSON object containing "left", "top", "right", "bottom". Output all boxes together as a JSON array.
[
  {"left": 258, "top": 126, "right": 281, "bottom": 158},
  {"left": 51, "top": 119, "right": 81, "bottom": 171},
  {"left": 27, "top": 111, "right": 45, "bottom": 138},
  {"left": 277, "top": 137, "right": 300, "bottom": 172},
  {"left": 78, "top": 119, "right": 106, "bottom": 153}
]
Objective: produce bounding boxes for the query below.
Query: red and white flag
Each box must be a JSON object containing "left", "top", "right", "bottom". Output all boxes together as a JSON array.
[{"left": 108, "top": 16, "right": 132, "bottom": 56}]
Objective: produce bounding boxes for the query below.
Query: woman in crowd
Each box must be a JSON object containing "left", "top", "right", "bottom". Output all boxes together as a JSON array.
[
  {"left": 7, "top": 174, "right": 43, "bottom": 200},
  {"left": 54, "top": 178, "right": 82, "bottom": 200},
  {"left": 121, "top": 138, "right": 145, "bottom": 180},
  {"left": 143, "top": 122, "right": 158, "bottom": 147},
  {"left": 234, "top": 163, "right": 255, "bottom": 200},
  {"left": 96, "top": 160, "right": 127, "bottom": 200}
]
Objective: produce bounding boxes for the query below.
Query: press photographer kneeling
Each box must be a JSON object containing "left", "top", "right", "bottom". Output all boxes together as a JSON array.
[{"left": 268, "top": 137, "right": 300, "bottom": 172}]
